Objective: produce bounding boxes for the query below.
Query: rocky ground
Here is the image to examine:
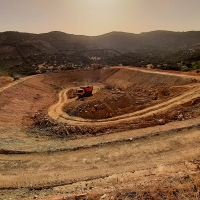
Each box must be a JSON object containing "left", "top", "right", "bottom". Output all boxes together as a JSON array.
[
  {"left": 64, "top": 86, "right": 187, "bottom": 119},
  {"left": 31, "top": 83, "right": 200, "bottom": 139},
  {"left": 0, "top": 67, "right": 200, "bottom": 199}
]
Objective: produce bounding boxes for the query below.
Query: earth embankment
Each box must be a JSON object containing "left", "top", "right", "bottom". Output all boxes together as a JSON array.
[{"left": 1, "top": 67, "right": 200, "bottom": 199}]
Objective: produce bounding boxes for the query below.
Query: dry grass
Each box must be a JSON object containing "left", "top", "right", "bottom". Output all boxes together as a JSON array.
[
  {"left": 1, "top": 174, "right": 200, "bottom": 200},
  {"left": 86, "top": 173, "right": 200, "bottom": 200}
]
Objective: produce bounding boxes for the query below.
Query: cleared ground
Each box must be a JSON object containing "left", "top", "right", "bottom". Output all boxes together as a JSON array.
[{"left": 0, "top": 67, "right": 200, "bottom": 199}]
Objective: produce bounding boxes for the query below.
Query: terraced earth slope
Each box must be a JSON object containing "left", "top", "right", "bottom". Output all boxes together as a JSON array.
[{"left": 0, "top": 67, "right": 200, "bottom": 200}]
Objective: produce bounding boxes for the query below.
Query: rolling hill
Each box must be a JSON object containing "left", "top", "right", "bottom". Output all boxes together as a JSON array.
[{"left": 0, "top": 30, "right": 200, "bottom": 75}]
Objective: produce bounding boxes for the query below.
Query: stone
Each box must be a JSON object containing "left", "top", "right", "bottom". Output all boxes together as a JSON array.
[
  {"left": 157, "top": 119, "right": 166, "bottom": 125},
  {"left": 70, "top": 126, "right": 76, "bottom": 133}
]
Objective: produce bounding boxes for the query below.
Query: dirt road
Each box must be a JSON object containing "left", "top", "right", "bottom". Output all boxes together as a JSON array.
[{"left": 48, "top": 83, "right": 104, "bottom": 122}]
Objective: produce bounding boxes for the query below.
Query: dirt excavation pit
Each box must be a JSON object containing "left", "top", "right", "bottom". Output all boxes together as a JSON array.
[
  {"left": 64, "top": 85, "right": 189, "bottom": 119},
  {"left": 29, "top": 68, "right": 200, "bottom": 138},
  {"left": 2, "top": 67, "right": 200, "bottom": 199}
]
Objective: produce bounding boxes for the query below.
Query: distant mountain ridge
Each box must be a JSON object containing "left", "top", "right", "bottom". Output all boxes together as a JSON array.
[{"left": 1, "top": 30, "right": 200, "bottom": 55}]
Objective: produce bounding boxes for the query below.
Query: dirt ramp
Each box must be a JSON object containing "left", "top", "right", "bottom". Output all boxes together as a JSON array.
[{"left": 103, "top": 68, "right": 194, "bottom": 88}]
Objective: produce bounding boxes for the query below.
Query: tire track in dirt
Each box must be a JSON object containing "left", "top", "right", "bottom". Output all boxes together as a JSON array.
[
  {"left": 1, "top": 127, "right": 200, "bottom": 191},
  {"left": 48, "top": 84, "right": 104, "bottom": 122},
  {"left": 1, "top": 69, "right": 200, "bottom": 199},
  {"left": 48, "top": 80, "right": 200, "bottom": 126},
  {"left": 0, "top": 75, "right": 37, "bottom": 93}
]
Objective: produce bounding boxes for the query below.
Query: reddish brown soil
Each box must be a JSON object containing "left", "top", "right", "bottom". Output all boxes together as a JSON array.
[
  {"left": 64, "top": 86, "right": 188, "bottom": 119},
  {"left": 0, "top": 67, "right": 200, "bottom": 200}
]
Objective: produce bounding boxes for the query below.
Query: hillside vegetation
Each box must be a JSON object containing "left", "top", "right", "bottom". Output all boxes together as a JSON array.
[{"left": 0, "top": 30, "right": 200, "bottom": 75}]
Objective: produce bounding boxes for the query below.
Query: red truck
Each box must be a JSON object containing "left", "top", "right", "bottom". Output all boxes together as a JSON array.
[{"left": 76, "top": 86, "right": 93, "bottom": 98}]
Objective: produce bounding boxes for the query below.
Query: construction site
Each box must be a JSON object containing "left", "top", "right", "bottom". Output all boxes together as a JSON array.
[{"left": 0, "top": 67, "right": 200, "bottom": 199}]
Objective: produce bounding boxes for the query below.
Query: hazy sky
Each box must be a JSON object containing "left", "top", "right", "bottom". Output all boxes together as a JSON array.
[{"left": 0, "top": 0, "right": 200, "bottom": 36}]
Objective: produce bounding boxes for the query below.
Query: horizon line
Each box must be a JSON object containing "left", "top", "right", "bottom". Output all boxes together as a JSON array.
[{"left": 1, "top": 29, "right": 200, "bottom": 37}]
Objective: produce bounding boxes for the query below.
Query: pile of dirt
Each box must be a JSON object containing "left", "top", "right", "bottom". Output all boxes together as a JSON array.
[
  {"left": 67, "top": 88, "right": 77, "bottom": 99},
  {"left": 30, "top": 111, "right": 107, "bottom": 138}
]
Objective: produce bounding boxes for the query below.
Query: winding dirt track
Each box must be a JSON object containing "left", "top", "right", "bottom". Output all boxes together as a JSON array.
[
  {"left": 1, "top": 68, "right": 200, "bottom": 200},
  {"left": 48, "top": 84, "right": 104, "bottom": 122},
  {"left": 0, "top": 75, "right": 33, "bottom": 93},
  {"left": 48, "top": 68, "right": 200, "bottom": 126}
]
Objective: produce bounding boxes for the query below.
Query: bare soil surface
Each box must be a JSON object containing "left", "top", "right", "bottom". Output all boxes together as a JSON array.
[{"left": 0, "top": 67, "right": 200, "bottom": 199}]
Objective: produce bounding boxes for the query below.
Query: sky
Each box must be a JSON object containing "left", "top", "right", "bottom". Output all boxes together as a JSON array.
[{"left": 0, "top": 0, "right": 200, "bottom": 36}]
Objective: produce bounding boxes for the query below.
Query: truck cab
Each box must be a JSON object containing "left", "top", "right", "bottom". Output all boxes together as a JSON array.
[{"left": 76, "top": 86, "right": 93, "bottom": 98}]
